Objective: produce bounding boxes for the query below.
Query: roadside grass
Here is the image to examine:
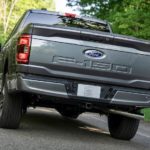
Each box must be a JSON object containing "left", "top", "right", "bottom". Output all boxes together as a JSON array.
[{"left": 143, "top": 109, "right": 150, "bottom": 122}]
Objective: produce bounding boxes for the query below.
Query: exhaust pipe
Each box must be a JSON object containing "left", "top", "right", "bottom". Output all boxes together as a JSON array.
[{"left": 109, "top": 109, "right": 144, "bottom": 120}]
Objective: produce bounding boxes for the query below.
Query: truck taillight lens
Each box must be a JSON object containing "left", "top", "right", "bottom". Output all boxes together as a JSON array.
[
  {"left": 65, "top": 13, "right": 76, "bottom": 18},
  {"left": 16, "top": 34, "right": 31, "bottom": 64}
]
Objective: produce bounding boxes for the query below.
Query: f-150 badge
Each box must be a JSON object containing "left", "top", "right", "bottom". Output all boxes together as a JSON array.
[{"left": 53, "top": 56, "right": 132, "bottom": 74}]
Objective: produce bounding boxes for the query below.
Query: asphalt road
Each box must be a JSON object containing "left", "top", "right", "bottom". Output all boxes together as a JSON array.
[{"left": 0, "top": 108, "right": 149, "bottom": 150}]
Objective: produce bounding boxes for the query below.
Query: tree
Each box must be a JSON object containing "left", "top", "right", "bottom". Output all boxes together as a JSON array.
[
  {"left": 0, "top": 0, "right": 55, "bottom": 43},
  {"left": 67, "top": 0, "right": 150, "bottom": 40},
  {"left": 0, "top": 0, "right": 18, "bottom": 34},
  {"left": 0, "top": 0, "right": 19, "bottom": 43}
]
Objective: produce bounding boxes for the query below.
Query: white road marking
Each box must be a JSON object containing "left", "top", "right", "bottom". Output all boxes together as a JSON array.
[{"left": 137, "top": 132, "right": 150, "bottom": 138}]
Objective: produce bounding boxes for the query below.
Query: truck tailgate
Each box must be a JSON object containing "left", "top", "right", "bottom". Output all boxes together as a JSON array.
[{"left": 29, "top": 25, "right": 150, "bottom": 89}]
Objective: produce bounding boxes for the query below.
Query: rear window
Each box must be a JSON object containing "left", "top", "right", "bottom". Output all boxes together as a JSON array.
[
  {"left": 57, "top": 16, "right": 110, "bottom": 32},
  {"left": 23, "top": 13, "right": 110, "bottom": 32}
]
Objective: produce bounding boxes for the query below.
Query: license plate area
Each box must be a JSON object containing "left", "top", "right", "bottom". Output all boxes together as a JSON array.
[{"left": 77, "top": 84, "right": 101, "bottom": 99}]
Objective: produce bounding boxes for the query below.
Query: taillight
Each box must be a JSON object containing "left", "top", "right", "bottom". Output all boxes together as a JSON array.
[
  {"left": 65, "top": 13, "right": 76, "bottom": 18},
  {"left": 16, "top": 34, "right": 31, "bottom": 64}
]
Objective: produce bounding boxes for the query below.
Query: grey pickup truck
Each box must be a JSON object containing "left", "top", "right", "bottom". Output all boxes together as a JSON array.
[{"left": 0, "top": 9, "right": 150, "bottom": 140}]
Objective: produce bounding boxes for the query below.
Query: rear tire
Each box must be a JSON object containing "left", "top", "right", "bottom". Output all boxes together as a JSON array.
[
  {"left": 108, "top": 114, "right": 140, "bottom": 140},
  {"left": 0, "top": 78, "right": 23, "bottom": 129}
]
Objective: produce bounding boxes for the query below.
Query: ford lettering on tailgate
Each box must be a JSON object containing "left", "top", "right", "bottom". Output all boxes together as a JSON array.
[{"left": 53, "top": 56, "right": 132, "bottom": 74}]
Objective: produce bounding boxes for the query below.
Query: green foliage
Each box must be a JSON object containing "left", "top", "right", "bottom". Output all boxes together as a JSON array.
[
  {"left": 0, "top": 33, "right": 5, "bottom": 44},
  {"left": 144, "top": 109, "right": 150, "bottom": 122},
  {"left": 0, "top": 0, "right": 55, "bottom": 44},
  {"left": 68, "top": 0, "right": 150, "bottom": 40}
]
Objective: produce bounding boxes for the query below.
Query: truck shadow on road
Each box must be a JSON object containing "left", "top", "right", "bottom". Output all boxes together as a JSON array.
[
  {"left": 18, "top": 108, "right": 149, "bottom": 150},
  {"left": 11, "top": 110, "right": 150, "bottom": 150},
  {"left": 21, "top": 109, "right": 110, "bottom": 140},
  {"left": 0, "top": 109, "right": 148, "bottom": 150}
]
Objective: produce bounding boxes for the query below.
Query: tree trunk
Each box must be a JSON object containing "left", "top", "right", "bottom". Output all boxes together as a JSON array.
[{"left": 0, "top": 0, "right": 18, "bottom": 34}]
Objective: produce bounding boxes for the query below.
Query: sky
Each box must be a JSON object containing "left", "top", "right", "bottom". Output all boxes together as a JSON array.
[{"left": 55, "top": 0, "right": 80, "bottom": 14}]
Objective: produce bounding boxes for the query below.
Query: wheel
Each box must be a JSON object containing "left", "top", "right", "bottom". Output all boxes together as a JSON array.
[
  {"left": 108, "top": 114, "right": 140, "bottom": 140},
  {"left": 0, "top": 77, "right": 23, "bottom": 129}
]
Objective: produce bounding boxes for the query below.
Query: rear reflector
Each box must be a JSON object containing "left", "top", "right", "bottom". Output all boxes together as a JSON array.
[{"left": 16, "top": 34, "right": 31, "bottom": 64}]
